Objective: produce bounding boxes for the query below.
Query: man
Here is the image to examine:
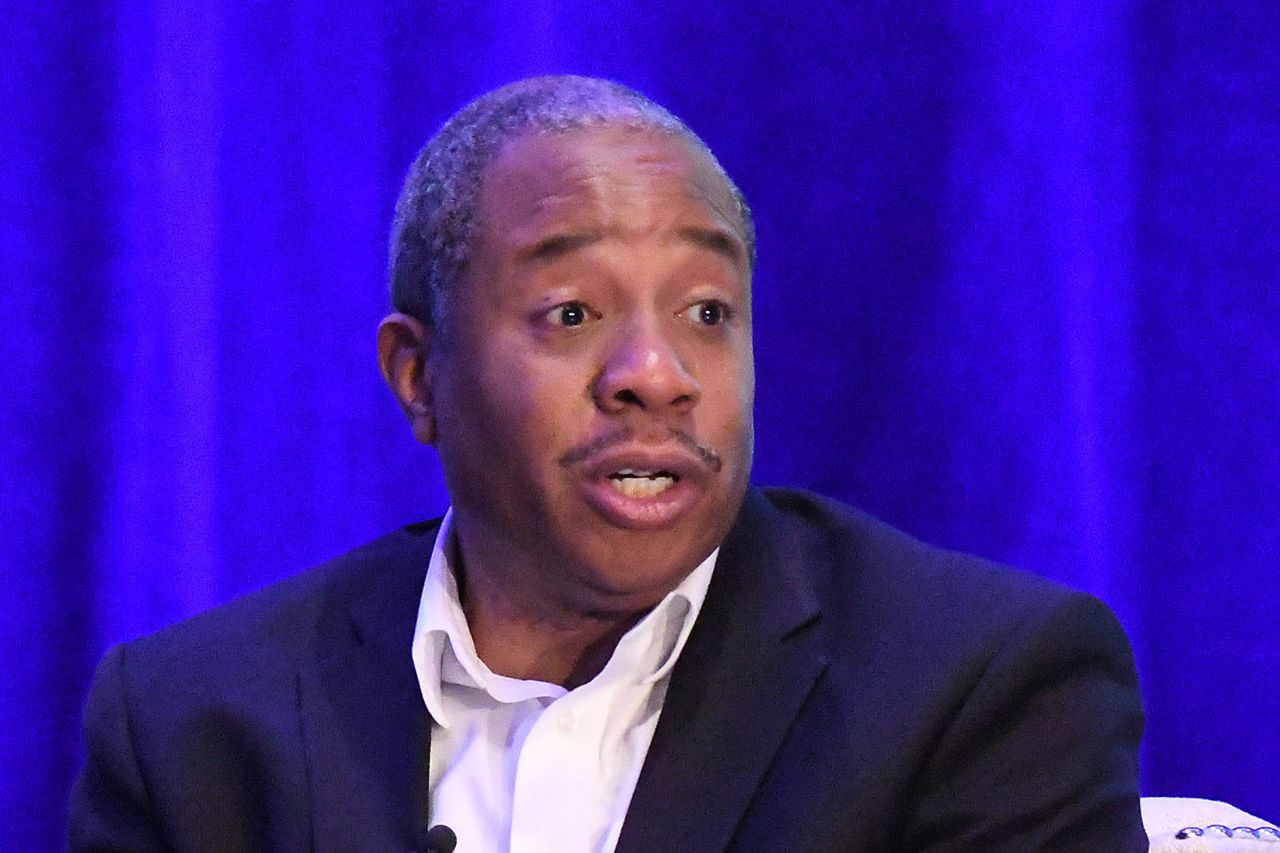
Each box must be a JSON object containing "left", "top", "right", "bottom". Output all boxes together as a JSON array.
[{"left": 69, "top": 76, "right": 1146, "bottom": 851}]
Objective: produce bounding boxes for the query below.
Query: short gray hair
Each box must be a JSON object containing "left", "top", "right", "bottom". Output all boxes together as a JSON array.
[{"left": 388, "top": 75, "right": 755, "bottom": 330}]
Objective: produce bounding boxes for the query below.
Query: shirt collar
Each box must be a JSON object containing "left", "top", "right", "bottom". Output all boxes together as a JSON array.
[{"left": 411, "top": 508, "right": 718, "bottom": 728}]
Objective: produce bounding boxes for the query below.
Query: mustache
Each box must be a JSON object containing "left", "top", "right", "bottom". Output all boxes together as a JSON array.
[{"left": 557, "top": 426, "right": 723, "bottom": 473}]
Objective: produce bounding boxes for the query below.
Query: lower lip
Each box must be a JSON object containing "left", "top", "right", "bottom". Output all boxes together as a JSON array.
[{"left": 580, "top": 477, "right": 700, "bottom": 530}]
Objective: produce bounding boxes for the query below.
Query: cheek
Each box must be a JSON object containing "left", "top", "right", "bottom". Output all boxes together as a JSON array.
[
  {"left": 705, "top": 350, "right": 755, "bottom": 471},
  {"left": 704, "top": 346, "right": 754, "bottom": 417},
  {"left": 464, "top": 348, "right": 593, "bottom": 457}
]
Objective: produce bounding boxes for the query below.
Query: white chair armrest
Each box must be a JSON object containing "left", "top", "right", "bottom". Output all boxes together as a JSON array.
[{"left": 1143, "top": 797, "right": 1279, "bottom": 852}]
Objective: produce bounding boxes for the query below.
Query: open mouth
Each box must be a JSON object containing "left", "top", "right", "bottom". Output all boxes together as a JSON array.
[
  {"left": 578, "top": 449, "right": 702, "bottom": 529},
  {"left": 608, "top": 468, "right": 678, "bottom": 498}
]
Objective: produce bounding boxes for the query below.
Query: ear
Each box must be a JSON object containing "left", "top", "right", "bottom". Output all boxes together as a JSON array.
[{"left": 377, "top": 313, "right": 436, "bottom": 445}]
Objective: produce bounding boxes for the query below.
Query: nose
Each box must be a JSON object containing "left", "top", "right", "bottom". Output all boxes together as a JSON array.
[{"left": 594, "top": 320, "right": 700, "bottom": 415}]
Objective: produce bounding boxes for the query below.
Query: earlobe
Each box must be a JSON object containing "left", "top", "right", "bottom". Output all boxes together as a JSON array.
[{"left": 376, "top": 313, "right": 437, "bottom": 445}]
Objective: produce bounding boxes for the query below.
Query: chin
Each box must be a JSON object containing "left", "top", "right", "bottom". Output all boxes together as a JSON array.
[{"left": 573, "top": 530, "right": 716, "bottom": 603}]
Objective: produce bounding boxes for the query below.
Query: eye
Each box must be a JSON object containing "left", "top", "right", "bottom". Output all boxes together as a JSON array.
[
  {"left": 681, "top": 299, "right": 732, "bottom": 327},
  {"left": 543, "top": 300, "right": 596, "bottom": 328}
]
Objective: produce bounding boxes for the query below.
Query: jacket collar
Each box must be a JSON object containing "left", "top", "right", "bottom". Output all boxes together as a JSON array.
[
  {"left": 615, "top": 488, "right": 828, "bottom": 852},
  {"left": 297, "top": 489, "right": 827, "bottom": 852},
  {"left": 298, "top": 521, "right": 440, "bottom": 851}
]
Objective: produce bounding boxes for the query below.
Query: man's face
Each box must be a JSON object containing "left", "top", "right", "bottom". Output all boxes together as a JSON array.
[{"left": 427, "top": 124, "right": 755, "bottom": 613}]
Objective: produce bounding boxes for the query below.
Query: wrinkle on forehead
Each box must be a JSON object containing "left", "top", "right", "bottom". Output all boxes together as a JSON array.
[{"left": 477, "top": 126, "right": 750, "bottom": 264}]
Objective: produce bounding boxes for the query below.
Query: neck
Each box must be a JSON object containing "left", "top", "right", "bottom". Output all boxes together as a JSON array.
[
  {"left": 450, "top": 523, "right": 657, "bottom": 689},
  {"left": 465, "top": 592, "right": 646, "bottom": 688}
]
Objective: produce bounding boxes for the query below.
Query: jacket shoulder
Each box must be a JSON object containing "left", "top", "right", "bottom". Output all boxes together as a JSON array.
[
  {"left": 758, "top": 486, "right": 1069, "bottom": 595},
  {"left": 744, "top": 489, "right": 1145, "bottom": 850},
  {"left": 752, "top": 487, "right": 1114, "bottom": 652},
  {"left": 120, "top": 520, "right": 440, "bottom": 687}
]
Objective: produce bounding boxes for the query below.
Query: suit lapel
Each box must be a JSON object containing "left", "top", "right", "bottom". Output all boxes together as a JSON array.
[
  {"left": 293, "top": 497, "right": 823, "bottom": 852},
  {"left": 615, "top": 491, "right": 829, "bottom": 853},
  {"left": 297, "top": 523, "right": 439, "bottom": 852}
]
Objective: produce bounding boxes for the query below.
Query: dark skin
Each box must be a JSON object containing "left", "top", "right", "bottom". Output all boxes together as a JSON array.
[{"left": 378, "top": 125, "right": 754, "bottom": 687}]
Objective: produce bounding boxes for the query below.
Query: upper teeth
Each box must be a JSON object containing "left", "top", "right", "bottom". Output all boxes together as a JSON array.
[{"left": 611, "top": 472, "right": 675, "bottom": 498}]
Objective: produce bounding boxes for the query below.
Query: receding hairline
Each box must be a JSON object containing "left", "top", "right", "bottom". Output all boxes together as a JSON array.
[
  {"left": 387, "top": 75, "right": 756, "bottom": 329},
  {"left": 473, "top": 122, "right": 754, "bottom": 264}
]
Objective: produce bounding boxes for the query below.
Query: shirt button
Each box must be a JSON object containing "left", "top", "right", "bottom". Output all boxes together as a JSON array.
[{"left": 557, "top": 712, "right": 575, "bottom": 732}]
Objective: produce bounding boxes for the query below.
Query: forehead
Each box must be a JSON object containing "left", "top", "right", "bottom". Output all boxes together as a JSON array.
[{"left": 474, "top": 125, "right": 746, "bottom": 251}]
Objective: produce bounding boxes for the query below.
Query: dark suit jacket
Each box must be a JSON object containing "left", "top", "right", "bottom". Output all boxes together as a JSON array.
[{"left": 69, "top": 488, "right": 1147, "bottom": 851}]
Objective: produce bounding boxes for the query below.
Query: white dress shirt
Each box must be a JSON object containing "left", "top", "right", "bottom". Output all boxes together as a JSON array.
[{"left": 411, "top": 509, "right": 717, "bottom": 853}]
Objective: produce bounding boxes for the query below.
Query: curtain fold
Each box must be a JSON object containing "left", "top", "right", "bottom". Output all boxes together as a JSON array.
[{"left": 3, "top": 1, "right": 1277, "bottom": 847}]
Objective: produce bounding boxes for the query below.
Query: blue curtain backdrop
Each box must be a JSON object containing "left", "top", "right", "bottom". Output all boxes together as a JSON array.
[{"left": 3, "top": 1, "right": 1277, "bottom": 846}]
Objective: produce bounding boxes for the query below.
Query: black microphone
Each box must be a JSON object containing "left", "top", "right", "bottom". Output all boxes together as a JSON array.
[{"left": 417, "top": 823, "right": 458, "bottom": 853}]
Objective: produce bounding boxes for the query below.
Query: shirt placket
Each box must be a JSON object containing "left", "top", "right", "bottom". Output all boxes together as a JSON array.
[{"left": 508, "top": 682, "right": 619, "bottom": 853}]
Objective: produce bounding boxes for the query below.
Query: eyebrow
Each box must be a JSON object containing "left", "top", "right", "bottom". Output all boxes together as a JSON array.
[
  {"left": 673, "top": 225, "right": 745, "bottom": 268},
  {"left": 515, "top": 225, "right": 746, "bottom": 268},
  {"left": 517, "top": 231, "right": 604, "bottom": 263}
]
